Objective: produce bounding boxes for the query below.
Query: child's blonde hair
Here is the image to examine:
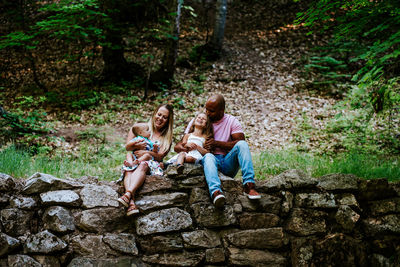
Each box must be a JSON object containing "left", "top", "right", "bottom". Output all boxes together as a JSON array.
[{"left": 188, "top": 112, "right": 214, "bottom": 140}]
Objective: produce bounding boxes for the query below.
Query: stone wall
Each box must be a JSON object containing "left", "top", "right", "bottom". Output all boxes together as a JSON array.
[{"left": 0, "top": 166, "right": 399, "bottom": 266}]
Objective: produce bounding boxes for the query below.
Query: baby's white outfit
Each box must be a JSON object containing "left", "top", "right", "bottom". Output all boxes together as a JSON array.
[{"left": 167, "top": 134, "right": 205, "bottom": 164}]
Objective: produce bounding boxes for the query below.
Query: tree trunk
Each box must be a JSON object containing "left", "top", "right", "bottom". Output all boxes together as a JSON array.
[
  {"left": 101, "top": 30, "right": 132, "bottom": 82},
  {"left": 149, "top": 0, "right": 182, "bottom": 90},
  {"left": 99, "top": 0, "right": 133, "bottom": 82},
  {"left": 208, "top": 0, "right": 227, "bottom": 55}
]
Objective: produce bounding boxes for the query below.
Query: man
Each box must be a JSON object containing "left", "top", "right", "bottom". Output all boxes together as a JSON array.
[{"left": 175, "top": 94, "right": 261, "bottom": 208}]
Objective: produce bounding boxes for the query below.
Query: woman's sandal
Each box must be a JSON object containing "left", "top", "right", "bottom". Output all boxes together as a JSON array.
[
  {"left": 117, "top": 190, "right": 131, "bottom": 207},
  {"left": 127, "top": 201, "right": 139, "bottom": 216}
]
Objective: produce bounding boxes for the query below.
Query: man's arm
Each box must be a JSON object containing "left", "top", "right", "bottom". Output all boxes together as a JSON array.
[{"left": 209, "top": 132, "right": 245, "bottom": 152}]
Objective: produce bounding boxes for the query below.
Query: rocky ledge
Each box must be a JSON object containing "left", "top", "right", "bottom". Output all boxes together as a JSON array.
[{"left": 0, "top": 166, "right": 399, "bottom": 266}]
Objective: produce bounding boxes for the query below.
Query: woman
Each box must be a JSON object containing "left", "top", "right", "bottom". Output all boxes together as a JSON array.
[{"left": 118, "top": 104, "right": 174, "bottom": 215}]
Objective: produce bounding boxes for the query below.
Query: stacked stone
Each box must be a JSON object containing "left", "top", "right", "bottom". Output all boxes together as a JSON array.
[{"left": 0, "top": 167, "right": 399, "bottom": 266}]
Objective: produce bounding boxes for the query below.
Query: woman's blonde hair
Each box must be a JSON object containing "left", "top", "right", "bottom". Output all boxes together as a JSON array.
[
  {"left": 148, "top": 104, "right": 174, "bottom": 153},
  {"left": 188, "top": 112, "right": 214, "bottom": 140}
]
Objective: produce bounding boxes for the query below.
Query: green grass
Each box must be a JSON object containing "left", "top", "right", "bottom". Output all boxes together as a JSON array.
[
  {"left": 253, "top": 149, "right": 400, "bottom": 181},
  {"left": 2, "top": 145, "right": 399, "bottom": 182},
  {"left": 0, "top": 144, "right": 124, "bottom": 180}
]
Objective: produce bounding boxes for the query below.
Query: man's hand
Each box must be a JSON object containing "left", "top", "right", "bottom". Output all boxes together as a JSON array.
[{"left": 204, "top": 138, "right": 215, "bottom": 151}]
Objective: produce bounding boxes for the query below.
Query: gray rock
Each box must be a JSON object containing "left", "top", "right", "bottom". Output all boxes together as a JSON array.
[
  {"left": 363, "top": 214, "right": 400, "bottom": 236},
  {"left": 70, "top": 234, "right": 118, "bottom": 257},
  {"left": 103, "top": 233, "right": 138, "bottom": 255},
  {"left": 228, "top": 247, "right": 286, "bottom": 266},
  {"left": 23, "top": 173, "right": 81, "bottom": 194},
  {"left": 281, "top": 191, "right": 294, "bottom": 215},
  {"left": 67, "top": 257, "right": 145, "bottom": 267},
  {"left": 290, "top": 237, "right": 314, "bottom": 267},
  {"left": 8, "top": 255, "right": 41, "bottom": 267},
  {"left": 189, "top": 187, "right": 210, "bottom": 205},
  {"left": 336, "top": 193, "right": 359, "bottom": 208},
  {"left": 318, "top": 173, "right": 359, "bottom": 191},
  {"left": 285, "top": 208, "right": 327, "bottom": 236},
  {"left": 0, "top": 173, "right": 15, "bottom": 192},
  {"left": 76, "top": 207, "right": 133, "bottom": 233},
  {"left": 0, "top": 193, "right": 10, "bottom": 206},
  {"left": 166, "top": 163, "right": 203, "bottom": 178},
  {"left": 138, "top": 175, "right": 173, "bottom": 194},
  {"left": 0, "top": 208, "right": 34, "bottom": 236},
  {"left": 220, "top": 173, "right": 241, "bottom": 193},
  {"left": 295, "top": 193, "right": 337, "bottom": 208},
  {"left": 142, "top": 251, "right": 204, "bottom": 266},
  {"left": 10, "top": 196, "right": 37, "bottom": 210},
  {"left": 335, "top": 205, "right": 360, "bottom": 232},
  {"left": 205, "top": 248, "right": 225, "bottom": 264},
  {"left": 182, "top": 230, "right": 221, "bottom": 248},
  {"left": 191, "top": 203, "right": 237, "bottom": 227},
  {"left": 259, "top": 169, "right": 317, "bottom": 192},
  {"left": 43, "top": 206, "right": 75, "bottom": 233},
  {"left": 358, "top": 178, "right": 397, "bottom": 201},
  {"left": 226, "top": 228, "right": 285, "bottom": 249},
  {"left": 136, "top": 208, "right": 192, "bottom": 235},
  {"left": 24, "top": 230, "right": 67, "bottom": 254},
  {"left": 40, "top": 190, "right": 80, "bottom": 207},
  {"left": 369, "top": 254, "right": 392, "bottom": 267},
  {"left": 174, "top": 176, "right": 206, "bottom": 189},
  {"left": 238, "top": 194, "right": 281, "bottom": 214},
  {"left": 135, "top": 192, "right": 187, "bottom": 211},
  {"left": 0, "top": 233, "right": 20, "bottom": 257},
  {"left": 238, "top": 212, "right": 280, "bottom": 229},
  {"left": 79, "top": 184, "right": 119, "bottom": 208},
  {"left": 32, "top": 255, "right": 60, "bottom": 267},
  {"left": 138, "top": 234, "right": 183, "bottom": 254},
  {"left": 368, "top": 197, "right": 400, "bottom": 216},
  {"left": 311, "top": 233, "right": 368, "bottom": 266}
]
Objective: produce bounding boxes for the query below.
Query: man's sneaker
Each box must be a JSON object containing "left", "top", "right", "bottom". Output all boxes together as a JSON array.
[
  {"left": 243, "top": 182, "right": 261, "bottom": 199},
  {"left": 212, "top": 190, "right": 226, "bottom": 209}
]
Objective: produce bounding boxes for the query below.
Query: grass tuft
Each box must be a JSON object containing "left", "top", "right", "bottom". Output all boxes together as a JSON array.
[{"left": 254, "top": 149, "right": 400, "bottom": 181}]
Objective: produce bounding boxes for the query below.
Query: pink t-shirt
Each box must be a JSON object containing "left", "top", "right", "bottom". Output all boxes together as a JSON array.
[{"left": 185, "top": 114, "right": 244, "bottom": 155}]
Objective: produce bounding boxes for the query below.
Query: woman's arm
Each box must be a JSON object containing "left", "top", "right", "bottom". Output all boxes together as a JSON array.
[{"left": 125, "top": 124, "right": 147, "bottom": 151}]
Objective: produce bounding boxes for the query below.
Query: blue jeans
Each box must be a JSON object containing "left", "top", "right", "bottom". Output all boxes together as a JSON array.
[{"left": 201, "top": 140, "right": 255, "bottom": 197}]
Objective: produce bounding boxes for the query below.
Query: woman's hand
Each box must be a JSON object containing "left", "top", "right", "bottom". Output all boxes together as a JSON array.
[{"left": 127, "top": 139, "right": 146, "bottom": 151}]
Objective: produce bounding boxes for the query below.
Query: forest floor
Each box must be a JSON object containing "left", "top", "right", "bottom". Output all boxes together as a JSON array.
[{"left": 51, "top": 0, "right": 340, "bottom": 156}]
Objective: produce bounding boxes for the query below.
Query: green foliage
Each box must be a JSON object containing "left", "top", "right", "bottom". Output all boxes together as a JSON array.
[
  {"left": 304, "top": 55, "right": 351, "bottom": 85},
  {"left": 0, "top": 97, "right": 51, "bottom": 139},
  {"left": 297, "top": 0, "right": 400, "bottom": 101},
  {"left": 254, "top": 149, "right": 400, "bottom": 181},
  {"left": 35, "top": 0, "right": 107, "bottom": 46}
]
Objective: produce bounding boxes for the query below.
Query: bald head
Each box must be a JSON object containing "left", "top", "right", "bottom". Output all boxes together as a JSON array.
[
  {"left": 207, "top": 94, "right": 225, "bottom": 110},
  {"left": 205, "top": 94, "right": 225, "bottom": 122}
]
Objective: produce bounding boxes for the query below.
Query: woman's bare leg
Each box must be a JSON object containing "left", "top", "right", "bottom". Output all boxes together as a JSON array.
[{"left": 124, "top": 162, "right": 149, "bottom": 198}]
